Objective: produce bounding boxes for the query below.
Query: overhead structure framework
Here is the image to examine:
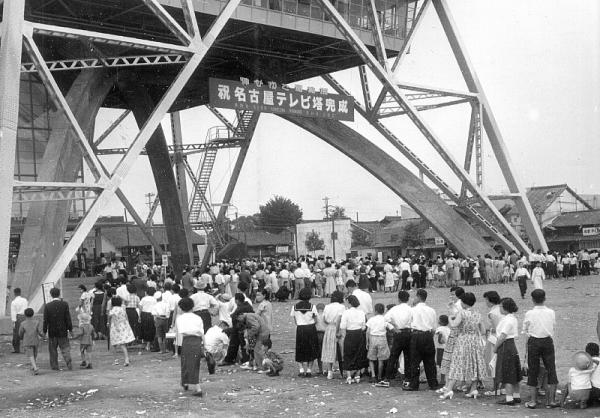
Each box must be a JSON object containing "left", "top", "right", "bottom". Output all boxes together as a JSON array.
[{"left": 0, "top": 0, "right": 546, "bottom": 314}]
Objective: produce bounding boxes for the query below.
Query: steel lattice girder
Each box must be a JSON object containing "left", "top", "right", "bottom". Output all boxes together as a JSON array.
[
  {"left": 18, "top": 0, "right": 244, "bottom": 312},
  {"left": 317, "top": 0, "right": 537, "bottom": 255}
]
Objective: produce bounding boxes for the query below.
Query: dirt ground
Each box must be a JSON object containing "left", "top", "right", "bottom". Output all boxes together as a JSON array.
[{"left": 2, "top": 276, "right": 600, "bottom": 417}]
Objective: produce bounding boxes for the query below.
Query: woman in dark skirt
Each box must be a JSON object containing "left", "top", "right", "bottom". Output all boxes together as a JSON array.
[
  {"left": 494, "top": 297, "right": 522, "bottom": 406},
  {"left": 340, "top": 295, "right": 367, "bottom": 384},
  {"left": 124, "top": 284, "right": 141, "bottom": 341},
  {"left": 91, "top": 281, "right": 107, "bottom": 339},
  {"left": 176, "top": 297, "right": 205, "bottom": 397},
  {"left": 290, "top": 288, "right": 319, "bottom": 377}
]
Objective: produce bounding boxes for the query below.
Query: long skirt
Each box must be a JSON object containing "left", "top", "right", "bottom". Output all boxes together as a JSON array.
[
  {"left": 91, "top": 304, "right": 106, "bottom": 336},
  {"left": 495, "top": 339, "right": 522, "bottom": 385},
  {"left": 343, "top": 329, "right": 367, "bottom": 371},
  {"left": 180, "top": 335, "right": 203, "bottom": 386},
  {"left": 321, "top": 324, "right": 338, "bottom": 363},
  {"left": 125, "top": 307, "right": 140, "bottom": 339},
  {"left": 440, "top": 327, "right": 458, "bottom": 375},
  {"left": 194, "top": 310, "right": 212, "bottom": 333},
  {"left": 295, "top": 324, "right": 319, "bottom": 362},
  {"left": 140, "top": 312, "right": 156, "bottom": 343}
]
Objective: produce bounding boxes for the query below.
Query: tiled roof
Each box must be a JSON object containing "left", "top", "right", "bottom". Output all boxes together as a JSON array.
[
  {"left": 551, "top": 210, "right": 600, "bottom": 227},
  {"left": 228, "top": 230, "right": 293, "bottom": 247}
]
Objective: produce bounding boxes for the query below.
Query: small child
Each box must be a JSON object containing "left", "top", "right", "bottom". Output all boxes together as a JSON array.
[
  {"left": 18, "top": 308, "right": 44, "bottom": 375},
  {"left": 434, "top": 314, "right": 451, "bottom": 385},
  {"left": 315, "top": 303, "right": 326, "bottom": 375},
  {"left": 366, "top": 303, "right": 391, "bottom": 384},
  {"left": 204, "top": 321, "right": 230, "bottom": 374},
  {"left": 561, "top": 351, "right": 595, "bottom": 409},
  {"left": 71, "top": 312, "right": 94, "bottom": 369},
  {"left": 262, "top": 338, "right": 284, "bottom": 376}
]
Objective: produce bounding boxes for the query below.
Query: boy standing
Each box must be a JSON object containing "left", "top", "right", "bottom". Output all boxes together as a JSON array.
[
  {"left": 366, "top": 303, "right": 391, "bottom": 383},
  {"left": 19, "top": 308, "right": 44, "bottom": 374},
  {"left": 523, "top": 289, "right": 559, "bottom": 409}
]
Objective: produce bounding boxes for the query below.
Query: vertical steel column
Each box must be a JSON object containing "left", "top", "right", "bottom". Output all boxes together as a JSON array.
[
  {"left": 0, "top": 0, "right": 26, "bottom": 316},
  {"left": 171, "top": 112, "right": 194, "bottom": 262},
  {"left": 432, "top": 0, "right": 546, "bottom": 253}
]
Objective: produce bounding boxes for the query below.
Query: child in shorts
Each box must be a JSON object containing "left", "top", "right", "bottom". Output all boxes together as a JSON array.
[
  {"left": 18, "top": 308, "right": 44, "bottom": 375},
  {"left": 366, "top": 303, "right": 391, "bottom": 383},
  {"left": 71, "top": 312, "right": 94, "bottom": 369},
  {"left": 262, "top": 338, "right": 284, "bottom": 376},
  {"left": 434, "top": 315, "right": 451, "bottom": 385},
  {"left": 315, "top": 303, "right": 326, "bottom": 375}
]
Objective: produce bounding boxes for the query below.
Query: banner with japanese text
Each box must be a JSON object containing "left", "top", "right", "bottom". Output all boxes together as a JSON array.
[{"left": 208, "top": 77, "right": 354, "bottom": 121}]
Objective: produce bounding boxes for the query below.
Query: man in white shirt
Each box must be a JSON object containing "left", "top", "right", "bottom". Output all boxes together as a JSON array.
[
  {"left": 405, "top": 289, "right": 439, "bottom": 391},
  {"left": 204, "top": 321, "right": 230, "bottom": 374},
  {"left": 11, "top": 288, "right": 28, "bottom": 354},
  {"left": 191, "top": 283, "right": 219, "bottom": 333},
  {"left": 522, "top": 289, "right": 559, "bottom": 408},
  {"left": 379, "top": 290, "right": 412, "bottom": 387},
  {"left": 346, "top": 280, "right": 373, "bottom": 318},
  {"left": 151, "top": 293, "right": 171, "bottom": 354},
  {"left": 399, "top": 259, "right": 411, "bottom": 290}
]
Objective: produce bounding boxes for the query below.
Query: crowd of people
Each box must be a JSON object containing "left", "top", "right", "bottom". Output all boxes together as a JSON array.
[{"left": 7, "top": 250, "right": 600, "bottom": 409}]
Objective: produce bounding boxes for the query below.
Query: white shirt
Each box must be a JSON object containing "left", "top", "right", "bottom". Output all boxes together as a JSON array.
[
  {"left": 139, "top": 295, "right": 157, "bottom": 313},
  {"left": 116, "top": 284, "right": 129, "bottom": 300},
  {"left": 217, "top": 301, "right": 232, "bottom": 327},
  {"left": 384, "top": 303, "right": 412, "bottom": 330},
  {"left": 496, "top": 313, "right": 518, "bottom": 339},
  {"left": 323, "top": 302, "right": 346, "bottom": 326},
  {"left": 175, "top": 312, "right": 204, "bottom": 338},
  {"left": 400, "top": 261, "right": 410, "bottom": 272},
  {"left": 290, "top": 304, "right": 317, "bottom": 326},
  {"left": 569, "top": 366, "right": 594, "bottom": 390},
  {"left": 168, "top": 293, "right": 181, "bottom": 312},
  {"left": 523, "top": 306, "right": 555, "bottom": 338},
  {"left": 11, "top": 296, "right": 28, "bottom": 322},
  {"left": 151, "top": 300, "right": 171, "bottom": 317},
  {"left": 352, "top": 288, "right": 373, "bottom": 317},
  {"left": 204, "top": 325, "right": 229, "bottom": 354},
  {"left": 340, "top": 307, "right": 366, "bottom": 331},
  {"left": 191, "top": 292, "right": 218, "bottom": 311},
  {"left": 366, "top": 315, "right": 389, "bottom": 336},
  {"left": 410, "top": 302, "right": 437, "bottom": 332}
]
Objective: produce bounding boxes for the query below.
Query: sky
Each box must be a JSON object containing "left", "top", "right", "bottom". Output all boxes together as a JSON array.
[{"left": 94, "top": 0, "right": 600, "bottom": 224}]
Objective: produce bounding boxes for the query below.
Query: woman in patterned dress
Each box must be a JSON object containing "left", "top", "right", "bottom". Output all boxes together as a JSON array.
[
  {"left": 439, "top": 292, "right": 488, "bottom": 399},
  {"left": 439, "top": 287, "right": 465, "bottom": 381},
  {"left": 108, "top": 296, "right": 135, "bottom": 366},
  {"left": 320, "top": 291, "right": 346, "bottom": 379}
]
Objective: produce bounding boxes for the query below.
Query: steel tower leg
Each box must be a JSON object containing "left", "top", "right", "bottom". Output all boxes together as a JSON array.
[
  {"left": 0, "top": 0, "right": 26, "bottom": 316},
  {"left": 432, "top": 0, "right": 547, "bottom": 252},
  {"left": 171, "top": 112, "right": 194, "bottom": 263}
]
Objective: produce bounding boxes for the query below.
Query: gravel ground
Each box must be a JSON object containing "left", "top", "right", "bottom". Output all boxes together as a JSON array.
[{"left": 2, "top": 275, "right": 600, "bottom": 417}]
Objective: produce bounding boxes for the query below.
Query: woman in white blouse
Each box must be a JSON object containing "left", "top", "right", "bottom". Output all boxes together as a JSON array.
[
  {"left": 290, "top": 288, "right": 320, "bottom": 377},
  {"left": 493, "top": 297, "right": 522, "bottom": 406},
  {"left": 175, "top": 297, "right": 205, "bottom": 397},
  {"left": 340, "top": 295, "right": 367, "bottom": 384}
]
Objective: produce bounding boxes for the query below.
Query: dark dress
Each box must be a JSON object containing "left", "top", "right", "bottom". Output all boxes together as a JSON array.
[
  {"left": 181, "top": 335, "right": 204, "bottom": 385},
  {"left": 91, "top": 291, "right": 106, "bottom": 337}
]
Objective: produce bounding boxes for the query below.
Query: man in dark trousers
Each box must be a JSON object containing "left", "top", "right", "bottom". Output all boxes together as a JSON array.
[
  {"left": 221, "top": 291, "right": 254, "bottom": 366},
  {"left": 43, "top": 287, "right": 73, "bottom": 371}
]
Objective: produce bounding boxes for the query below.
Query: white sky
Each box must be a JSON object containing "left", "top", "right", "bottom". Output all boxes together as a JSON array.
[{"left": 94, "top": 0, "right": 600, "bottom": 223}]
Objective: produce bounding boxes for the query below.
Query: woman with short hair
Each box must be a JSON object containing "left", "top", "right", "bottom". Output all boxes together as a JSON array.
[
  {"left": 321, "top": 290, "right": 346, "bottom": 379},
  {"left": 290, "top": 288, "right": 319, "bottom": 377},
  {"left": 176, "top": 297, "right": 205, "bottom": 397},
  {"left": 340, "top": 294, "right": 367, "bottom": 384}
]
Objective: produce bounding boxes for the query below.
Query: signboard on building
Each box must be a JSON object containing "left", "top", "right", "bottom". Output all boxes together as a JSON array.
[
  {"left": 161, "top": 253, "right": 169, "bottom": 266},
  {"left": 209, "top": 77, "right": 355, "bottom": 121},
  {"left": 434, "top": 237, "right": 445, "bottom": 245},
  {"left": 276, "top": 245, "right": 289, "bottom": 254},
  {"left": 583, "top": 227, "right": 600, "bottom": 236}
]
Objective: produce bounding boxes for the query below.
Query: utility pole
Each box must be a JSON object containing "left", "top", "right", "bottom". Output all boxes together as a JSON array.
[
  {"left": 356, "top": 212, "right": 359, "bottom": 222},
  {"left": 123, "top": 208, "right": 131, "bottom": 274},
  {"left": 322, "top": 196, "right": 330, "bottom": 220},
  {"left": 145, "top": 192, "right": 156, "bottom": 265},
  {"left": 331, "top": 217, "right": 336, "bottom": 261}
]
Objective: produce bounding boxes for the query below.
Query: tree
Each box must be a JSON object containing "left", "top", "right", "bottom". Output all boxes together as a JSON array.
[
  {"left": 401, "top": 221, "right": 427, "bottom": 249},
  {"left": 258, "top": 195, "right": 303, "bottom": 233},
  {"left": 305, "top": 230, "right": 325, "bottom": 255},
  {"left": 329, "top": 205, "right": 346, "bottom": 219},
  {"left": 230, "top": 214, "right": 260, "bottom": 232},
  {"left": 352, "top": 227, "right": 373, "bottom": 247}
]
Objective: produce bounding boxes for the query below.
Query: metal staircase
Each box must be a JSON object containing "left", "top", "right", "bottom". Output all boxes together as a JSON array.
[{"left": 186, "top": 111, "right": 255, "bottom": 253}]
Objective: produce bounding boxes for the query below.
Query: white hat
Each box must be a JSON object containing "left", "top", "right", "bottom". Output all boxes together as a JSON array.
[{"left": 153, "top": 291, "right": 162, "bottom": 300}]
